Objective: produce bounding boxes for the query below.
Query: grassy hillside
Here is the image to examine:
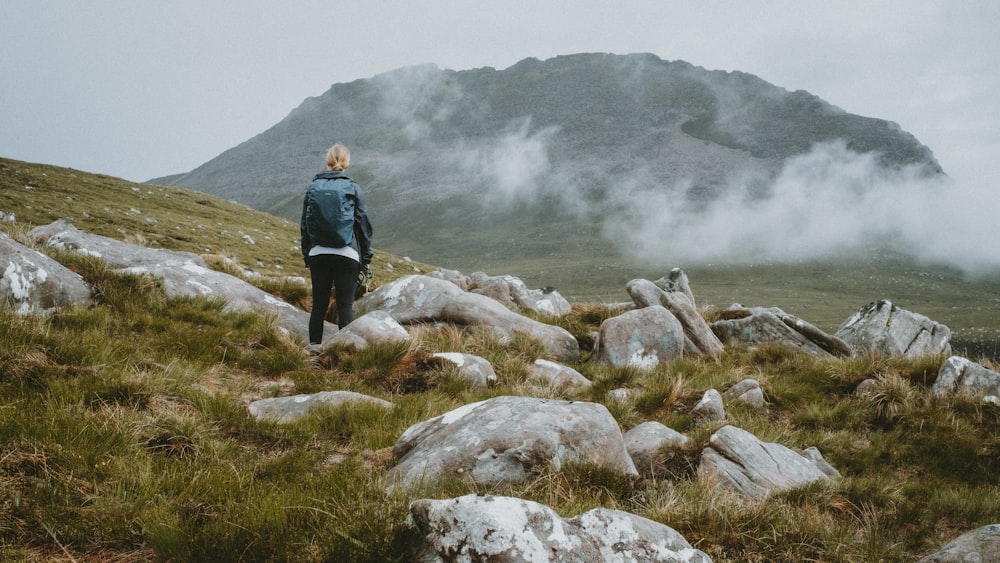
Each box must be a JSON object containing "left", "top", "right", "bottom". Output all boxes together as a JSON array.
[
  {"left": 0, "top": 157, "right": 433, "bottom": 287},
  {"left": 1, "top": 157, "right": 999, "bottom": 561}
]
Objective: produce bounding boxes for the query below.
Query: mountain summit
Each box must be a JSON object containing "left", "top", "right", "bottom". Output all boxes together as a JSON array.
[{"left": 156, "top": 53, "right": 942, "bottom": 284}]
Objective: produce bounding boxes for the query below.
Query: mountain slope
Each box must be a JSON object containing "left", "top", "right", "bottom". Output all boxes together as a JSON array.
[{"left": 154, "top": 52, "right": 942, "bottom": 286}]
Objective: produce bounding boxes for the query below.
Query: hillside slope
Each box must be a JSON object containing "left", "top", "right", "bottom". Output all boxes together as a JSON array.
[{"left": 153, "top": 53, "right": 942, "bottom": 281}]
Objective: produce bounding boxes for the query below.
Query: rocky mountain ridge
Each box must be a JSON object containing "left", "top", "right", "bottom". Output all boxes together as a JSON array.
[{"left": 153, "top": 53, "right": 943, "bottom": 278}]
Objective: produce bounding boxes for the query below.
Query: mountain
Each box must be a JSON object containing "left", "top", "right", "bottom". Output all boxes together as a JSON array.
[{"left": 154, "top": 52, "right": 942, "bottom": 290}]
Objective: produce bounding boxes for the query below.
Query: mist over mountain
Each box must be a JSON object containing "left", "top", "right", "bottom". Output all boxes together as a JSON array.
[{"left": 156, "top": 52, "right": 950, "bottom": 288}]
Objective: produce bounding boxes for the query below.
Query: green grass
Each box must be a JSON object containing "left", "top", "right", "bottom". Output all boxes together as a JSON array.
[{"left": 2, "top": 157, "right": 999, "bottom": 560}]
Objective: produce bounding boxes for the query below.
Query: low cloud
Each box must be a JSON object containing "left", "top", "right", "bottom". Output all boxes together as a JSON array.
[{"left": 600, "top": 141, "right": 1000, "bottom": 275}]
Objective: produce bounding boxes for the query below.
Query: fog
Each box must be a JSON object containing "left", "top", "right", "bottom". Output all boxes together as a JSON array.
[{"left": 438, "top": 123, "right": 999, "bottom": 276}]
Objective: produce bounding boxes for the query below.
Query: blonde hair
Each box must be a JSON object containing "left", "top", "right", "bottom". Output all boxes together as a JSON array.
[{"left": 325, "top": 144, "right": 350, "bottom": 171}]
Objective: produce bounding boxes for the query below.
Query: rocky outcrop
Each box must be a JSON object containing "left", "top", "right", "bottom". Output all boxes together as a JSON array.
[
  {"left": 247, "top": 391, "right": 393, "bottom": 424},
  {"left": 0, "top": 231, "right": 93, "bottom": 314},
  {"left": 711, "top": 305, "right": 852, "bottom": 358},
  {"left": 356, "top": 275, "right": 579, "bottom": 362},
  {"left": 468, "top": 271, "right": 572, "bottom": 316},
  {"left": 624, "top": 422, "right": 690, "bottom": 479},
  {"left": 835, "top": 299, "right": 951, "bottom": 357},
  {"left": 387, "top": 396, "right": 637, "bottom": 491},
  {"left": 409, "top": 494, "right": 712, "bottom": 562},
  {"left": 627, "top": 277, "right": 724, "bottom": 356},
  {"left": 428, "top": 269, "right": 572, "bottom": 316},
  {"left": 691, "top": 389, "right": 726, "bottom": 425},
  {"left": 326, "top": 310, "right": 410, "bottom": 352},
  {"left": 431, "top": 352, "right": 497, "bottom": 389},
  {"left": 917, "top": 524, "right": 1000, "bottom": 563},
  {"left": 698, "top": 425, "right": 840, "bottom": 498},
  {"left": 932, "top": 356, "right": 1000, "bottom": 400},
  {"left": 527, "top": 359, "right": 592, "bottom": 391},
  {"left": 28, "top": 220, "right": 326, "bottom": 343},
  {"left": 722, "top": 379, "right": 766, "bottom": 409},
  {"left": 593, "top": 305, "right": 685, "bottom": 368}
]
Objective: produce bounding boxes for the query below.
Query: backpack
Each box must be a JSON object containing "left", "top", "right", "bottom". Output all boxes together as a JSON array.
[{"left": 306, "top": 177, "right": 357, "bottom": 248}]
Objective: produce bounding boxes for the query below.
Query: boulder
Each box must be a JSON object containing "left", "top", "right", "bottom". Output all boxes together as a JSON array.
[
  {"left": 431, "top": 352, "right": 497, "bottom": 389},
  {"left": 698, "top": 425, "right": 840, "bottom": 498},
  {"left": 653, "top": 268, "right": 696, "bottom": 306},
  {"left": 917, "top": 524, "right": 1000, "bottom": 563},
  {"left": 527, "top": 359, "right": 592, "bottom": 391},
  {"left": 835, "top": 299, "right": 951, "bottom": 357},
  {"left": 29, "top": 220, "right": 328, "bottom": 343},
  {"left": 326, "top": 310, "right": 410, "bottom": 352},
  {"left": 711, "top": 305, "right": 851, "bottom": 358},
  {"left": 624, "top": 421, "right": 690, "bottom": 478},
  {"left": 0, "top": 231, "right": 94, "bottom": 314},
  {"left": 691, "top": 389, "right": 726, "bottom": 425},
  {"left": 247, "top": 391, "right": 392, "bottom": 424},
  {"left": 355, "top": 275, "right": 579, "bottom": 362},
  {"left": 387, "top": 396, "right": 637, "bottom": 491},
  {"left": 409, "top": 494, "right": 712, "bottom": 563},
  {"left": 723, "top": 379, "right": 766, "bottom": 409},
  {"left": 593, "top": 305, "right": 685, "bottom": 368},
  {"left": 469, "top": 271, "right": 572, "bottom": 317},
  {"left": 932, "top": 356, "right": 1000, "bottom": 400},
  {"left": 627, "top": 278, "right": 724, "bottom": 356}
]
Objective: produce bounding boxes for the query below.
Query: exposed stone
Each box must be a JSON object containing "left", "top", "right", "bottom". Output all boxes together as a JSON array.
[
  {"left": 247, "top": 391, "right": 393, "bottom": 424},
  {"left": 326, "top": 310, "right": 410, "bottom": 352},
  {"left": 527, "top": 359, "right": 592, "bottom": 391},
  {"left": 917, "top": 524, "right": 1000, "bottom": 563},
  {"left": 835, "top": 299, "right": 951, "bottom": 357},
  {"left": 932, "top": 356, "right": 1000, "bottom": 400},
  {"left": 698, "top": 425, "right": 840, "bottom": 498},
  {"left": 0, "top": 231, "right": 94, "bottom": 314},
  {"left": 432, "top": 352, "right": 497, "bottom": 389},
  {"left": 723, "top": 379, "right": 765, "bottom": 409},
  {"left": 468, "top": 271, "right": 573, "bottom": 317},
  {"left": 624, "top": 421, "right": 690, "bottom": 478},
  {"left": 691, "top": 389, "right": 726, "bottom": 425},
  {"left": 355, "top": 275, "right": 579, "bottom": 362},
  {"left": 593, "top": 305, "right": 685, "bottom": 368},
  {"left": 653, "top": 267, "right": 696, "bottom": 306},
  {"left": 29, "top": 220, "right": 326, "bottom": 342},
  {"left": 711, "top": 305, "right": 851, "bottom": 358},
  {"left": 409, "top": 494, "right": 712, "bottom": 562},
  {"left": 387, "top": 396, "right": 637, "bottom": 491},
  {"left": 627, "top": 278, "right": 724, "bottom": 356}
]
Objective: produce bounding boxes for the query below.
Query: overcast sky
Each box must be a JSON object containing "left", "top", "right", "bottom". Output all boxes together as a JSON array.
[{"left": 1, "top": 1, "right": 998, "bottom": 184}]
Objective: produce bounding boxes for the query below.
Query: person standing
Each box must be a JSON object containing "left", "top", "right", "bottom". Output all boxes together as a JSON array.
[{"left": 300, "top": 144, "right": 373, "bottom": 345}]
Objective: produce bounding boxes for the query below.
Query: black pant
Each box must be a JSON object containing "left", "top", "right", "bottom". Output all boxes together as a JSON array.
[{"left": 308, "top": 254, "right": 360, "bottom": 344}]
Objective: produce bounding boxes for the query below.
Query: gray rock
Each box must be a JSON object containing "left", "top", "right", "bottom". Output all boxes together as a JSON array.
[
  {"left": 355, "top": 275, "right": 579, "bottom": 362},
  {"left": 723, "top": 379, "right": 765, "bottom": 409},
  {"left": 835, "top": 299, "right": 951, "bottom": 357},
  {"left": 409, "top": 494, "right": 712, "bottom": 563},
  {"left": 698, "top": 425, "right": 839, "bottom": 498},
  {"left": 932, "top": 356, "right": 1000, "bottom": 400},
  {"left": 917, "top": 524, "right": 1000, "bottom": 563},
  {"left": 627, "top": 278, "right": 724, "bottom": 356},
  {"left": 691, "top": 389, "right": 726, "bottom": 425},
  {"left": 653, "top": 267, "right": 696, "bottom": 306},
  {"left": 624, "top": 421, "right": 690, "bottom": 478},
  {"left": 0, "top": 231, "right": 93, "bottom": 314},
  {"left": 432, "top": 352, "right": 497, "bottom": 389},
  {"left": 469, "top": 271, "right": 573, "bottom": 317},
  {"left": 426, "top": 268, "right": 470, "bottom": 291},
  {"left": 387, "top": 396, "right": 637, "bottom": 491},
  {"left": 712, "top": 306, "right": 849, "bottom": 358},
  {"left": 527, "top": 359, "right": 592, "bottom": 391},
  {"left": 326, "top": 310, "right": 410, "bottom": 352},
  {"left": 593, "top": 305, "right": 685, "bottom": 368},
  {"left": 29, "top": 220, "right": 328, "bottom": 343},
  {"left": 248, "top": 391, "right": 393, "bottom": 424}
]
